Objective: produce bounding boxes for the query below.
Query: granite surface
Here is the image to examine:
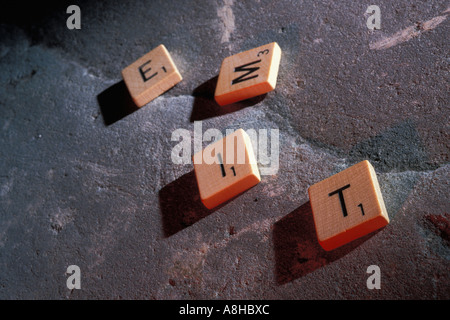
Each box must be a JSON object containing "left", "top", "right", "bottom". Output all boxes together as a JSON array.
[{"left": 0, "top": 0, "right": 448, "bottom": 299}]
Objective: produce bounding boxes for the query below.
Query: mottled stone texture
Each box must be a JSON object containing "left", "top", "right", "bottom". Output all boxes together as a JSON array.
[{"left": 0, "top": 0, "right": 448, "bottom": 299}]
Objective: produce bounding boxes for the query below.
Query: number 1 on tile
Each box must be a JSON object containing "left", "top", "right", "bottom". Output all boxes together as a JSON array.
[{"left": 217, "top": 153, "right": 236, "bottom": 177}]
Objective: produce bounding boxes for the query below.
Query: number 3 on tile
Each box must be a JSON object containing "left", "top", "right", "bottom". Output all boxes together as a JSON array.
[
  {"left": 217, "top": 153, "right": 236, "bottom": 177},
  {"left": 257, "top": 49, "right": 269, "bottom": 57}
]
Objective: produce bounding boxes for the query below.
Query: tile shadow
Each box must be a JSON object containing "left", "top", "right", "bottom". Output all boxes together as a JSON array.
[
  {"left": 273, "top": 201, "right": 380, "bottom": 285},
  {"left": 190, "top": 76, "right": 267, "bottom": 122},
  {"left": 159, "top": 170, "right": 258, "bottom": 237},
  {"left": 159, "top": 170, "right": 215, "bottom": 237},
  {"left": 97, "top": 80, "right": 139, "bottom": 126}
]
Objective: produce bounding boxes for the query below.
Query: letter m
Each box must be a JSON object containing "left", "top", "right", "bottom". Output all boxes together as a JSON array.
[{"left": 231, "top": 60, "right": 261, "bottom": 85}]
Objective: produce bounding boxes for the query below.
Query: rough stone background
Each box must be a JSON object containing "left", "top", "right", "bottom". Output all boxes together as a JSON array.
[{"left": 0, "top": 0, "right": 448, "bottom": 299}]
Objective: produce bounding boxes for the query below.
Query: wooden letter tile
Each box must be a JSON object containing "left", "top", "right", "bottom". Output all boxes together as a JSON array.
[
  {"left": 308, "top": 160, "right": 390, "bottom": 251},
  {"left": 214, "top": 42, "right": 282, "bottom": 106},
  {"left": 193, "top": 129, "right": 261, "bottom": 209},
  {"left": 122, "top": 44, "right": 182, "bottom": 107}
]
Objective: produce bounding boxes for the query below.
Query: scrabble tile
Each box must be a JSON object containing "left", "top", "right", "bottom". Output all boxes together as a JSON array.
[
  {"left": 122, "top": 44, "right": 182, "bottom": 107},
  {"left": 193, "top": 129, "right": 261, "bottom": 209},
  {"left": 308, "top": 160, "right": 390, "bottom": 251},
  {"left": 214, "top": 42, "right": 282, "bottom": 106}
]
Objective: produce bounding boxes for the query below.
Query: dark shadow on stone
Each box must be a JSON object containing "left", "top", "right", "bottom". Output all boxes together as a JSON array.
[
  {"left": 0, "top": 1, "right": 71, "bottom": 25},
  {"left": 159, "top": 170, "right": 258, "bottom": 237},
  {"left": 348, "top": 120, "right": 437, "bottom": 173},
  {"left": 0, "top": 1, "right": 92, "bottom": 46},
  {"left": 190, "top": 76, "right": 267, "bottom": 122},
  {"left": 159, "top": 170, "right": 216, "bottom": 237},
  {"left": 273, "top": 201, "right": 380, "bottom": 285},
  {"left": 377, "top": 170, "right": 420, "bottom": 221},
  {"left": 97, "top": 81, "right": 139, "bottom": 126}
]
